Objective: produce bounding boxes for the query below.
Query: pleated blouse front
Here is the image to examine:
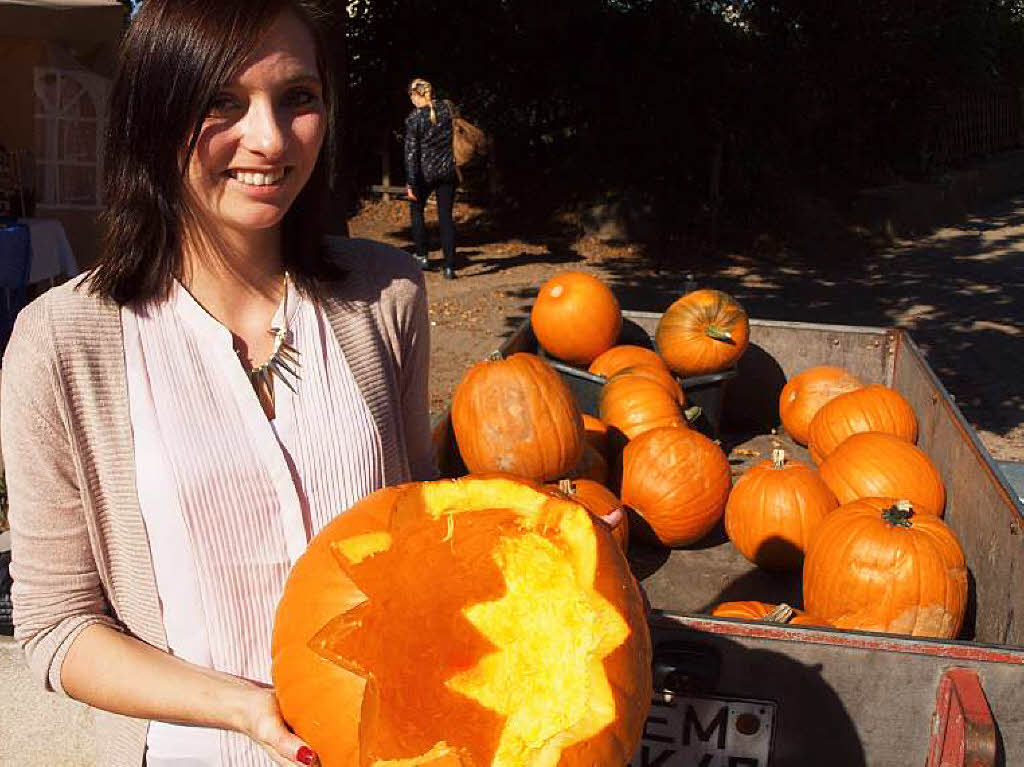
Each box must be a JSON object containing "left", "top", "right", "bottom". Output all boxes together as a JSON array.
[{"left": 121, "top": 280, "right": 384, "bottom": 766}]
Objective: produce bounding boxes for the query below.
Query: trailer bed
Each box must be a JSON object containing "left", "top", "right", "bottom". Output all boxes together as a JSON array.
[{"left": 433, "top": 313, "right": 1024, "bottom": 767}]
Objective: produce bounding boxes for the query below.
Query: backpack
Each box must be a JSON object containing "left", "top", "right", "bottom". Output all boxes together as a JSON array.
[{"left": 447, "top": 101, "right": 488, "bottom": 173}]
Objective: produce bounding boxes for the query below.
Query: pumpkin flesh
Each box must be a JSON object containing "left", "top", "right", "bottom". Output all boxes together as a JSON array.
[{"left": 272, "top": 477, "right": 652, "bottom": 767}]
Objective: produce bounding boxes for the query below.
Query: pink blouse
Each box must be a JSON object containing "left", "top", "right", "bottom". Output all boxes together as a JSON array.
[{"left": 122, "top": 280, "right": 384, "bottom": 766}]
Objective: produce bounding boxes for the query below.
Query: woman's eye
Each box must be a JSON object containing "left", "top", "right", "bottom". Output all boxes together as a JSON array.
[
  {"left": 207, "top": 95, "right": 240, "bottom": 115},
  {"left": 285, "top": 88, "right": 320, "bottom": 108}
]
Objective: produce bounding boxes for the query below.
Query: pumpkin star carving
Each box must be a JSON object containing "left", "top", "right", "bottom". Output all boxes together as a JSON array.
[{"left": 306, "top": 482, "right": 633, "bottom": 767}]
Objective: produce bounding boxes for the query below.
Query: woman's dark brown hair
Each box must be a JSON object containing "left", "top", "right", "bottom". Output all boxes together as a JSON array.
[{"left": 90, "top": 0, "right": 341, "bottom": 304}]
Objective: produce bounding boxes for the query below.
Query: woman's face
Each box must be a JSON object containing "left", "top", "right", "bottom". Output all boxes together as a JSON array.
[
  {"left": 184, "top": 11, "right": 326, "bottom": 237},
  {"left": 410, "top": 91, "right": 428, "bottom": 108}
]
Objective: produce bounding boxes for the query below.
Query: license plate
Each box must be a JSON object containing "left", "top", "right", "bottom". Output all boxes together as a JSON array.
[{"left": 630, "top": 693, "right": 777, "bottom": 767}]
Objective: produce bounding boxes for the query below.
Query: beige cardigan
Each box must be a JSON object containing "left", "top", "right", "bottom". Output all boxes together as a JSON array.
[{"left": 1, "top": 237, "right": 435, "bottom": 765}]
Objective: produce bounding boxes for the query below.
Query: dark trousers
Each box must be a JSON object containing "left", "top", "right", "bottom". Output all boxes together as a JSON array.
[{"left": 409, "top": 181, "right": 457, "bottom": 269}]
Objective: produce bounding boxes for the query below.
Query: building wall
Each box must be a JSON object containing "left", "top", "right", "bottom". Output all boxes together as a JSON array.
[{"left": 0, "top": 33, "right": 121, "bottom": 274}]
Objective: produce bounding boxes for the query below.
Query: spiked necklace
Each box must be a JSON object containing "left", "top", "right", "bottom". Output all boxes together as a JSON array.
[{"left": 240, "top": 271, "right": 301, "bottom": 403}]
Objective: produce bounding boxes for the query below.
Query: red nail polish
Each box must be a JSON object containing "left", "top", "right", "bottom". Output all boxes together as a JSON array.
[{"left": 296, "top": 745, "right": 316, "bottom": 765}]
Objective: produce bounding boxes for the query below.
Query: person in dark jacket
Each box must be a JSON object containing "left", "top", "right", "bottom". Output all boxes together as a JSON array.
[{"left": 404, "top": 78, "right": 458, "bottom": 279}]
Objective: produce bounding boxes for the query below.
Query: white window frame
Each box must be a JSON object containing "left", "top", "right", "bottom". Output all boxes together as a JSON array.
[{"left": 33, "top": 66, "right": 109, "bottom": 211}]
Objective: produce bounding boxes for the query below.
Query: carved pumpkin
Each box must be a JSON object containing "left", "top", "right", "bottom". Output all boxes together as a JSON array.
[
  {"left": 589, "top": 345, "right": 668, "bottom": 379},
  {"left": 555, "top": 478, "right": 629, "bottom": 551},
  {"left": 599, "top": 372, "right": 686, "bottom": 448},
  {"left": 711, "top": 601, "right": 831, "bottom": 627},
  {"left": 582, "top": 414, "right": 609, "bottom": 456},
  {"left": 807, "top": 385, "right": 918, "bottom": 464},
  {"left": 779, "top": 366, "right": 862, "bottom": 445},
  {"left": 818, "top": 431, "right": 946, "bottom": 515},
  {"left": 272, "top": 476, "right": 652, "bottom": 767},
  {"left": 452, "top": 353, "right": 584, "bottom": 481},
  {"left": 531, "top": 271, "right": 622, "bottom": 365},
  {"left": 802, "top": 498, "right": 967, "bottom": 638},
  {"left": 724, "top": 449, "right": 838, "bottom": 571},
  {"left": 620, "top": 426, "right": 731, "bottom": 547},
  {"left": 654, "top": 289, "right": 749, "bottom": 376}
]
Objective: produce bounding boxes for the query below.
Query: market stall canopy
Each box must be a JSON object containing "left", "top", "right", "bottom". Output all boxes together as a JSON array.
[{"left": 0, "top": 0, "right": 126, "bottom": 44}]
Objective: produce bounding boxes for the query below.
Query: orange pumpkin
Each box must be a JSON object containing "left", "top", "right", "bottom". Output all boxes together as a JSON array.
[
  {"left": 614, "top": 364, "right": 685, "bottom": 404},
  {"left": 620, "top": 426, "right": 731, "bottom": 547},
  {"left": 531, "top": 271, "right": 622, "bottom": 365},
  {"left": 807, "top": 384, "right": 918, "bottom": 464},
  {"left": 599, "top": 372, "right": 686, "bottom": 447},
  {"left": 724, "top": 449, "right": 838, "bottom": 571},
  {"left": 582, "top": 414, "right": 609, "bottom": 455},
  {"left": 589, "top": 345, "right": 668, "bottom": 379},
  {"left": 555, "top": 478, "right": 630, "bottom": 551},
  {"left": 818, "top": 431, "right": 946, "bottom": 515},
  {"left": 779, "top": 366, "right": 862, "bottom": 445},
  {"left": 272, "top": 475, "right": 653, "bottom": 766},
  {"left": 803, "top": 498, "right": 967, "bottom": 638},
  {"left": 711, "top": 601, "right": 831, "bottom": 627},
  {"left": 452, "top": 353, "right": 584, "bottom": 481},
  {"left": 654, "top": 289, "right": 750, "bottom": 376}
]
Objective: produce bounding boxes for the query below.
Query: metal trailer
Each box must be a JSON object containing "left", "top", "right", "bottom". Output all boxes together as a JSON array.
[{"left": 433, "top": 313, "right": 1024, "bottom": 767}]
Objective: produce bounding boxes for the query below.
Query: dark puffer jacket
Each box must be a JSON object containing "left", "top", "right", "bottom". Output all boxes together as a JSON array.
[{"left": 404, "top": 100, "right": 457, "bottom": 190}]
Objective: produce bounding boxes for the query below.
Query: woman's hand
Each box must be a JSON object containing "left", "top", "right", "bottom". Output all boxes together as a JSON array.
[
  {"left": 239, "top": 685, "right": 320, "bottom": 766},
  {"left": 406, "top": 185, "right": 417, "bottom": 201}
]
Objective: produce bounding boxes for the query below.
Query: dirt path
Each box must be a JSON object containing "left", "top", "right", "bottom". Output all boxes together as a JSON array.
[{"left": 350, "top": 195, "right": 1024, "bottom": 461}]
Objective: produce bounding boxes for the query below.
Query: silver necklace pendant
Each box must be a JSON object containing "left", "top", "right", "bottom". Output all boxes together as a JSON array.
[{"left": 250, "top": 325, "right": 302, "bottom": 394}]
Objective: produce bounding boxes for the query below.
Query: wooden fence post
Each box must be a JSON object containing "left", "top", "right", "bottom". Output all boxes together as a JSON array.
[{"left": 381, "top": 144, "right": 391, "bottom": 202}]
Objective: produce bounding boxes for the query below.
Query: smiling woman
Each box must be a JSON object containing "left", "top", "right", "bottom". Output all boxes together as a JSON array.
[{"left": 1, "top": 2, "right": 438, "bottom": 767}]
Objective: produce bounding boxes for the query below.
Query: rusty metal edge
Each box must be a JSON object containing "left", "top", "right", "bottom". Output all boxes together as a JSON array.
[
  {"left": 894, "top": 329, "right": 1024, "bottom": 522},
  {"left": 650, "top": 612, "right": 1024, "bottom": 665}
]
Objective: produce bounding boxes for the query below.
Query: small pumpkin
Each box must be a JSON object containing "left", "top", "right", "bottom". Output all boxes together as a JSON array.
[
  {"left": 589, "top": 345, "right": 668, "bottom": 379},
  {"left": 599, "top": 371, "right": 687, "bottom": 447},
  {"left": 531, "top": 271, "right": 622, "bottom": 366},
  {"left": 620, "top": 426, "right": 731, "bottom": 547},
  {"left": 779, "top": 366, "right": 862, "bottom": 445},
  {"left": 582, "top": 414, "right": 609, "bottom": 456},
  {"left": 614, "top": 364, "right": 685, "bottom": 405},
  {"left": 272, "top": 475, "right": 653, "bottom": 766},
  {"left": 807, "top": 384, "right": 918, "bottom": 464},
  {"left": 724, "top": 449, "right": 838, "bottom": 571},
  {"left": 818, "top": 431, "right": 946, "bottom": 515},
  {"left": 655, "top": 289, "right": 749, "bottom": 376},
  {"left": 802, "top": 498, "right": 967, "bottom": 638},
  {"left": 556, "top": 478, "right": 629, "bottom": 551},
  {"left": 452, "top": 353, "right": 584, "bottom": 481},
  {"left": 711, "top": 601, "right": 831, "bottom": 628}
]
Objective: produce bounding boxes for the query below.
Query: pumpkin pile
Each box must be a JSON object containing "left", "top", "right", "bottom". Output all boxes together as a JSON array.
[
  {"left": 272, "top": 475, "right": 652, "bottom": 767},
  {"left": 447, "top": 271, "right": 967, "bottom": 643}
]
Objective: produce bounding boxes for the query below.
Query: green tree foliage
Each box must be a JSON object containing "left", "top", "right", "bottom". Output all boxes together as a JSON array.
[{"left": 339, "top": 0, "right": 1024, "bottom": 229}]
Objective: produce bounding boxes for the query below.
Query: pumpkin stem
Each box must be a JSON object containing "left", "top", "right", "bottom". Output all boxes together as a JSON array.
[
  {"left": 558, "top": 479, "right": 576, "bottom": 495},
  {"left": 706, "top": 325, "right": 734, "bottom": 343},
  {"left": 763, "top": 603, "right": 796, "bottom": 624},
  {"left": 684, "top": 405, "right": 703, "bottom": 423},
  {"left": 882, "top": 500, "right": 915, "bottom": 528},
  {"left": 771, "top": 449, "right": 786, "bottom": 469},
  {"left": 487, "top": 350, "right": 503, "bottom": 361}
]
